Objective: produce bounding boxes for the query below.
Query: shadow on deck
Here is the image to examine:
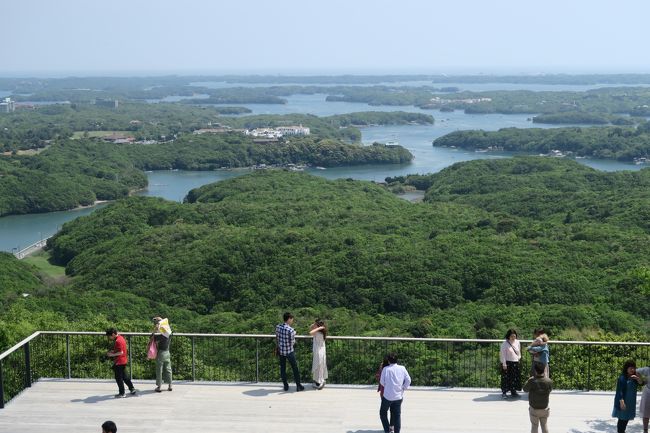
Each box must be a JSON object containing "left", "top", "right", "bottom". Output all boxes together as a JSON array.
[{"left": 0, "top": 378, "right": 635, "bottom": 433}]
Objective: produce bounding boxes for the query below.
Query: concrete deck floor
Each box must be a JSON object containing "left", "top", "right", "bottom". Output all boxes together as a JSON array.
[{"left": 0, "top": 379, "right": 643, "bottom": 433}]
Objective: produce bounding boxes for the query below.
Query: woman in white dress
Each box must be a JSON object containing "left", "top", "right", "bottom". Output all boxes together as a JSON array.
[{"left": 309, "top": 319, "right": 328, "bottom": 390}]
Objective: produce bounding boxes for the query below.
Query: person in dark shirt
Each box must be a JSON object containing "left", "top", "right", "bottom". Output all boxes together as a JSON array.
[
  {"left": 523, "top": 361, "right": 553, "bottom": 433},
  {"left": 152, "top": 316, "right": 173, "bottom": 392},
  {"left": 106, "top": 328, "right": 136, "bottom": 398},
  {"left": 612, "top": 360, "right": 642, "bottom": 433}
]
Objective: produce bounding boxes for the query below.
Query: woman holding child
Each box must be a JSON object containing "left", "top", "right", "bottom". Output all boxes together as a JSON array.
[{"left": 527, "top": 328, "right": 550, "bottom": 378}]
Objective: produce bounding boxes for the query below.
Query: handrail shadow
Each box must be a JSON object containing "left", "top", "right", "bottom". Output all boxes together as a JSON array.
[{"left": 568, "top": 418, "right": 639, "bottom": 433}]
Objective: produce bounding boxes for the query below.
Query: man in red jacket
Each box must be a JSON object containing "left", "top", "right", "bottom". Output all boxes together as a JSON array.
[{"left": 106, "top": 328, "right": 136, "bottom": 398}]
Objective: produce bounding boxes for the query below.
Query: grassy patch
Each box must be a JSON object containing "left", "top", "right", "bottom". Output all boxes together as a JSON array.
[{"left": 23, "top": 251, "right": 66, "bottom": 278}]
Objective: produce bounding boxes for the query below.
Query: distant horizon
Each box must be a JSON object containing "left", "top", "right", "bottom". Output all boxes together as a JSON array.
[{"left": 2, "top": 69, "right": 650, "bottom": 79}]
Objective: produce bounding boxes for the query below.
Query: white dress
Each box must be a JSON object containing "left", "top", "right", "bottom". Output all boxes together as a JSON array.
[
  {"left": 638, "top": 367, "right": 650, "bottom": 418},
  {"left": 312, "top": 332, "right": 328, "bottom": 384}
]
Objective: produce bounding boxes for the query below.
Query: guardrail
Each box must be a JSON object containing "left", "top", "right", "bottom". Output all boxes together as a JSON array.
[
  {"left": 1, "top": 331, "right": 648, "bottom": 408},
  {"left": 12, "top": 237, "right": 50, "bottom": 259}
]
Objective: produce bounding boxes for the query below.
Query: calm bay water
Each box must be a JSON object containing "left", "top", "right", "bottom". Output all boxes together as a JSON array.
[{"left": 0, "top": 90, "right": 645, "bottom": 252}]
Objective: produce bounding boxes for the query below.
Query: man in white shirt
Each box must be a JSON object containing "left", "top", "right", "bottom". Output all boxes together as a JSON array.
[{"left": 379, "top": 353, "right": 411, "bottom": 433}]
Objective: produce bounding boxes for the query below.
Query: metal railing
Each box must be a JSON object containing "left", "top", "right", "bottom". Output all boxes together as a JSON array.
[
  {"left": 12, "top": 236, "right": 51, "bottom": 259},
  {"left": 1, "top": 331, "right": 648, "bottom": 408}
]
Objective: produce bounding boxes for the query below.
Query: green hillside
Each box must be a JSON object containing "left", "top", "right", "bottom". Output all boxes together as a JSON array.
[{"left": 3, "top": 159, "right": 649, "bottom": 353}]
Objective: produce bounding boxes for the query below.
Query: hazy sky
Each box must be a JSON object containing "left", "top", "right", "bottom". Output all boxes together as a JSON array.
[{"left": 2, "top": 0, "right": 649, "bottom": 76}]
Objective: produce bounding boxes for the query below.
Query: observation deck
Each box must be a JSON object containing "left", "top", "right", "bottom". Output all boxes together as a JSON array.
[
  {"left": 0, "top": 379, "right": 624, "bottom": 433},
  {"left": 0, "top": 332, "right": 647, "bottom": 432}
]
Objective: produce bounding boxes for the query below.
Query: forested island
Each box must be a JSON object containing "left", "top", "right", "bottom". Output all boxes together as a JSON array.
[
  {"left": 532, "top": 111, "right": 636, "bottom": 125},
  {"left": 432, "top": 123, "right": 650, "bottom": 161},
  {"left": 3, "top": 73, "right": 650, "bottom": 96},
  {"left": 4, "top": 75, "right": 650, "bottom": 131},
  {"left": 2, "top": 75, "right": 649, "bottom": 360},
  {"left": 3, "top": 75, "right": 650, "bottom": 119},
  {"left": 0, "top": 102, "right": 431, "bottom": 152},
  {"left": 0, "top": 109, "right": 425, "bottom": 216},
  {"left": 2, "top": 159, "right": 648, "bottom": 357}
]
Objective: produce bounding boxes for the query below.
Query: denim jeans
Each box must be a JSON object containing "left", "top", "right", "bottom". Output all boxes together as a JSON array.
[
  {"left": 380, "top": 396, "right": 403, "bottom": 433},
  {"left": 279, "top": 351, "right": 301, "bottom": 387}
]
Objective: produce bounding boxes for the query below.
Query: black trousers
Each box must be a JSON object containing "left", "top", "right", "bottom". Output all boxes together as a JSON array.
[
  {"left": 112, "top": 364, "right": 134, "bottom": 395},
  {"left": 278, "top": 351, "right": 302, "bottom": 386},
  {"left": 380, "top": 396, "right": 403, "bottom": 433}
]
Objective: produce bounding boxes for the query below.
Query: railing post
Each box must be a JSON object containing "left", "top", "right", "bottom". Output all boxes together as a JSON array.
[
  {"left": 0, "top": 361, "right": 5, "bottom": 409},
  {"left": 24, "top": 342, "right": 31, "bottom": 388},
  {"left": 586, "top": 347, "right": 592, "bottom": 391},
  {"left": 255, "top": 338, "right": 260, "bottom": 383},
  {"left": 191, "top": 336, "right": 196, "bottom": 382},
  {"left": 127, "top": 336, "right": 132, "bottom": 381},
  {"left": 66, "top": 335, "right": 71, "bottom": 379}
]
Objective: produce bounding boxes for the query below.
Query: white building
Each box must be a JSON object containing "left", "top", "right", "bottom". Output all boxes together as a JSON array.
[
  {"left": 0, "top": 97, "right": 15, "bottom": 113},
  {"left": 245, "top": 125, "right": 310, "bottom": 139},
  {"left": 276, "top": 125, "right": 310, "bottom": 136}
]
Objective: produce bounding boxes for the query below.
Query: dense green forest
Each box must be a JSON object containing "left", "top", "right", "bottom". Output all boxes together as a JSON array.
[
  {"left": 1, "top": 159, "right": 648, "bottom": 393},
  {"left": 0, "top": 107, "right": 423, "bottom": 216},
  {"left": 0, "top": 141, "right": 147, "bottom": 216},
  {"left": 2, "top": 74, "right": 650, "bottom": 362},
  {"left": 5, "top": 76, "right": 650, "bottom": 118},
  {"left": 0, "top": 102, "right": 234, "bottom": 151},
  {"left": 328, "top": 86, "right": 650, "bottom": 115},
  {"left": 433, "top": 123, "right": 650, "bottom": 161},
  {"left": 0, "top": 129, "right": 412, "bottom": 216},
  {"left": 532, "top": 111, "right": 637, "bottom": 125},
  {"left": 2, "top": 160, "right": 647, "bottom": 353},
  {"left": 125, "top": 133, "right": 412, "bottom": 170},
  {"left": 0, "top": 102, "right": 430, "bottom": 152}
]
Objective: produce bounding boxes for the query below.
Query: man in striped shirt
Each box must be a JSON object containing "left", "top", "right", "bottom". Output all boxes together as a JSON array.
[{"left": 275, "top": 312, "right": 304, "bottom": 392}]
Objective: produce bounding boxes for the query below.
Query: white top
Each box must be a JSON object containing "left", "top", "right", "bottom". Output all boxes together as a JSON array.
[
  {"left": 380, "top": 363, "right": 411, "bottom": 401},
  {"left": 311, "top": 331, "right": 328, "bottom": 383},
  {"left": 500, "top": 339, "right": 521, "bottom": 365}
]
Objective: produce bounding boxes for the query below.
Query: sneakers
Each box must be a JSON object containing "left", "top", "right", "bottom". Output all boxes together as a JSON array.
[
  {"left": 511, "top": 391, "right": 519, "bottom": 398},
  {"left": 312, "top": 382, "right": 320, "bottom": 389},
  {"left": 296, "top": 384, "right": 305, "bottom": 392},
  {"left": 501, "top": 392, "right": 508, "bottom": 399},
  {"left": 114, "top": 393, "right": 126, "bottom": 398},
  {"left": 318, "top": 382, "right": 325, "bottom": 390},
  {"left": 389, "top": 427, "right": 395, "bottom": 433},
  {"left": 129, "top": 389, "right": 137, "bottom": 395},
  {"left": 155, "top": 387, "right": 162, "bottom": 393}
]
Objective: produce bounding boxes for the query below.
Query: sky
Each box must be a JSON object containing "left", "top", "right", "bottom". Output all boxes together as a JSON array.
[{"left": 1, "top": 0, "right": 649, "bottom": 76}]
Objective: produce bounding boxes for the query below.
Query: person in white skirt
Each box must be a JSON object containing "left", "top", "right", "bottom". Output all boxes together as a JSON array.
[
  {"left": 638, "top": 365, "right": 650, "bottom": 433},
  {"left": 309, "top": 319, "right": 328, "bottom": 389}
]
